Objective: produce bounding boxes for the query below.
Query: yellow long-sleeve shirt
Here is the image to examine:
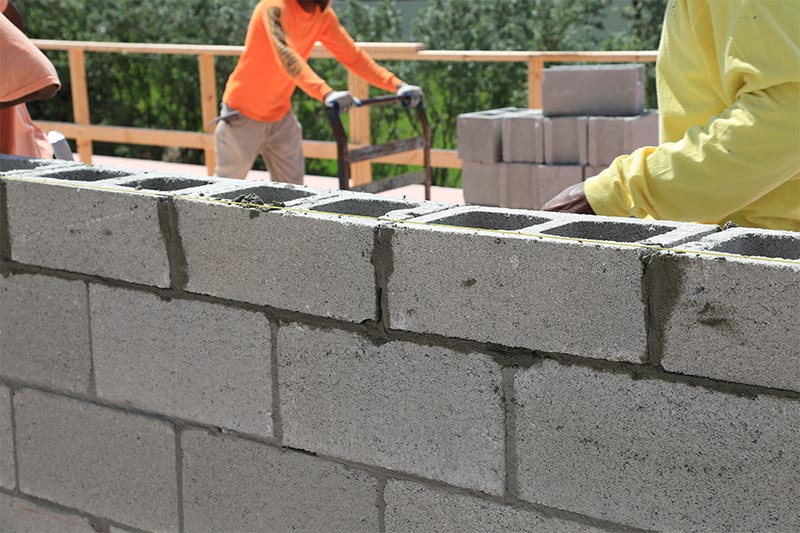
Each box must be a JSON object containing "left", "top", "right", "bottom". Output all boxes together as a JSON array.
[{"left": 584, "top": 0, "right": 800, "bottom": 231}]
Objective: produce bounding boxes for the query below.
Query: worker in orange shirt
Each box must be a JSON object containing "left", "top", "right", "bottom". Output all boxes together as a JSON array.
[
  {"left": 0, "top": 0, "right": 61, "bottom": 158},
  {"left": 213, "top": 0, "right": 423, "bottom": 183}
]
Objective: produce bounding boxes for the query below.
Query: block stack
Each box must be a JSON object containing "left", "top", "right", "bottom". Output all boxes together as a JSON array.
[{"left": 458, "top": 64, "right": 658, "bottom": 209}]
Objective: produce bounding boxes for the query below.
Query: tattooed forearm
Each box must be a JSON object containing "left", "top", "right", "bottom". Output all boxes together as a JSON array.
[{"left": 267, "top": 7, "right": 302, "bottom": 77}]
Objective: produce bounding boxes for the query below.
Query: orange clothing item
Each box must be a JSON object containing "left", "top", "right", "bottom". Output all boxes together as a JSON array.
[
  {"left": 223, "top": 0, "right": 402, "bottom": 122},
  {"left": 0, "top": 10, "right": 60, "bottom": 158}
]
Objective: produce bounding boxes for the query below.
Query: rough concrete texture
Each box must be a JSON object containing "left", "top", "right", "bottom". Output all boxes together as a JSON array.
[
  {"left": 587, "top": 112, "right": 659, "bottom": 166},
  {"left": 457, "top": 108, "right": 521, "bottom": 163},
  {"left": 657, "top": 229, "right": 800, "bottom": 392},
  {"left": 0, "top": 493, "right": 96, "bottom": 533},
  {"left": 542, "top": 65, "right": 645, "bottom": 117},
  {"left": 175, "top": 196, "right": 379, "bottom": 322},
  {"left": 0, "top": 386, "right": 13, "bottom": 489},
  {"left": 502, "top": 109, "right": 544, "bottom": 163},
  {"left": 384, "top": 480, "right": 603, "bottom": 533},
  {"left": 182, "top": 429, "right": 379, "bottom": 533},
  {"left": 5, "top": 178, "right": 171, "bottom": 287},
  {"left": 14, "top": 389, "right": 178, "bottom": 531},
  {"left": 462, "top": 161, "right": 502, "bottom": 206},
  {"left": 0, "top": 273, "right": 91, "bottom": 392},
  {"left": 90, "top": 284, "right": 273, "bottom": 436},
  {"left": 278, "top": 324, "right": 505, "bottom": 495},
  {"left": 543, "top": 117, "right": 588, "bottom": 165},
  {"left": 515, "top": 359, "right": 800, "bottom": 532},
  {"left": 0, "top": 155, "right": 80, "bottom": 176}
]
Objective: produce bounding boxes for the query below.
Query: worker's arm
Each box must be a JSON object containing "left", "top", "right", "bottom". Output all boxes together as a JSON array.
[
  {"left": 0, "top": 12, "right": 60, "bottom": 107},
  {"left": 0, "top": 0, "right": 25, "bottom": 33},
  {"left": 583, "top": 81, "right": 800, "bottom": 223}
]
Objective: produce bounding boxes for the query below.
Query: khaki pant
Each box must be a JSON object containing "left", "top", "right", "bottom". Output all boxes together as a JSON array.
[{"left": 213, "top": 104, "right": 305, "bottom": 184}]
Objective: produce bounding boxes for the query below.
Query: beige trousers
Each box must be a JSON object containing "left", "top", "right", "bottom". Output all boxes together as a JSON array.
[{"left": 213, "top": 104, "right": 305, "bottom": 184}]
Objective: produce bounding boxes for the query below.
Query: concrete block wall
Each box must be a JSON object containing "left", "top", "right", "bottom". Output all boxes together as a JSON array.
[
  {"left": 1, "top": 155, "right": 799, "bottom": 532},
  {"left": 459, "top": 65, "right": 658, "bottom": 209}
]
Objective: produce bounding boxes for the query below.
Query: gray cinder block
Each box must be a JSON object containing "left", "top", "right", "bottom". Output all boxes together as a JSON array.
[
  {"left": 182, "top": 429, "right": 378, "bottom": 533},
  {"left": 542, "top": 64, "right": 645, "bottom": 117},
  {"left": 587, "top": 112, "right": 659, "bottom": 166},
  {"left": 583, "top": 165, "right": 609, "bottom": 181},
  {"left": 389, "top": 213, "right": 716, "bottom": 362},
  {"left": 457, "top": 108, "right": 521, "bottom": 163},
  {"left": 4, "top": 177, "right": 171, "bottom": 287},
  {"left": 90, "top": 285, "right": 273, "bottom": 437},
  {"left": 499, "top": 164, "right": 583, "bottom": 210},
  {"left": 543, "top": 117, "right": 588, "bottom": 165},
  {"left": 278, "top": 324, "right": 505, "bottom": 495},
  {"left": 0, "top": 493, "right": 95, "bottom": 532},
  {"left": 0, "top": 154, "right": 80, "bottom": 176},
  {"left": 14, "top": 390, "right": 178, "bottom": 531},
  {"left": 462, "top": 161, "right": 503, "bottom": 206},
  {"left": 535, "top": 165, "right": 584, "bottom": 208},
  {"left": 502, "top": 109, "right": 544, "bottom": 163},
  {"left": 515, "top": 359, "right": 800, "bottom": 531},
  {"left": 0, "top": 274, "right": 91, "bottom": 392},
  {"left": 656, "top": 228, "right": 800, "bottom": 392},
  {"left": 0, "top": 387, "right": 13, "bottom": 489},
  {"left": 384, "top": 480, "right": 603, "bottom": 533}
]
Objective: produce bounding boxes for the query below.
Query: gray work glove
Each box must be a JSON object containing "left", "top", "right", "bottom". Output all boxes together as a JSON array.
[
  {"left": 324, "top": 90, "right": 361, "bottom": 113},
  {"left": 396, "top": 83, "right": 424, "bottom": 108}
]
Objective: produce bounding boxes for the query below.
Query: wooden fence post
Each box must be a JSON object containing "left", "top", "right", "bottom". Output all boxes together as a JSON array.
[
  {"left": 527, "top": 57, "right": 544, "bottom": 109},
  {"left": 198, "top": 53, "right": 218, "bottom": 176},
  {"left": 68, "top": 49, "right": 93, "bottom": 162},
  {"left": 347, "top": 71, "right": 372, "bottom": 186}
]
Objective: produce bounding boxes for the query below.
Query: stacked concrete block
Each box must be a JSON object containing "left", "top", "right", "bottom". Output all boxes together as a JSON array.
[
  {"left": 182, "top": 429, "right": 379, "bottom": 532},
  {"left": 457, "top": 107, "right": 522, "bottom": 163},
  {"left": 542, "top": 64, "right": 645, "bottom": 117},
  {"left": 462, "top": 161, "right": 504, "bottom": 206},
  {"left": 514, "top": 359, "right": 800, "bottom": 531},
  {"left": 14, "top": 390, "right": 178, "bottom": 531},
  {"left": 278, "top": 323, "right": 506, "bottom": 494},
  {"left": 501, "top": 164, "right": 583, "bottom": 210},
  {"left": 0, "top": 386, "right": 12, "bottom": 489},
  {"left": 587, "top": 112, "right": 659, "bottom": 165},
  {"left": 502, "top": 109, "right": 544, "bottom": 163},
  {"left": 0, "top": 273, "right": 91, "bottom": 392},
  {"left": 653, "top": 228, "right": 800, "bottom": 392},
  {"left": 0, "top": 493, "right": 96, "bottom": 532},
  {"left": 543, "top": 116, "right": 588, "bottom": 165},
  {"left": 90, "top": 284, "right": 274, "bottom": 437}
]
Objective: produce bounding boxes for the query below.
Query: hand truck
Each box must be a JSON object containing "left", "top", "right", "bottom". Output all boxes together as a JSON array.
[{"left": 325, "top": 94, "right": 432, "bottom": 200}]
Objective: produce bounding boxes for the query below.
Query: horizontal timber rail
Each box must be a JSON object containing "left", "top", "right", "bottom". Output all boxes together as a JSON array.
[{"left": 31, "top": 39, "right": 657, "bottom": 183}]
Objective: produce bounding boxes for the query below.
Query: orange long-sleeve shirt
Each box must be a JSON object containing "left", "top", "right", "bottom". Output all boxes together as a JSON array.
[{"left": 223, "top": 0, "right": 402, "bottom": 122}]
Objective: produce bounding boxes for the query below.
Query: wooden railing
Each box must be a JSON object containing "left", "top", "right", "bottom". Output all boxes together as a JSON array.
[{"left": 32, "top": 40, "right": 657, "bottom": 183}]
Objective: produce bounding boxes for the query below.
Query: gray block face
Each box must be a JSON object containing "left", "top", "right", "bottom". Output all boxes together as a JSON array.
[
  {"left": 5, "top": 178, "right": 171, "bottom": 287},
  {"left": 658, "top": 229, "right": 800, "bottom": 392},
  {"left": 0, "top": 274, "right": 91, "bottom": 392},
  {"left": 583, "top": 165, "right": 608, "bottom": 181},
  {"left": 0, "top": 154, "right": 80, "bottom": 176},
  {"left": 14, "top": 390, "right": 178, "bottom": 531},
  {"left": 175, "top": 197, "right": 378, "bottom": 322},
  {"left": 384, "top": 480, "right": 602, "bottom": 533},
  {"left": 90, "top": 284, "right": 273, "bottom": 436},
  {"left": 182, "top": 429, "right": 379, "bottom": 533},
  {"left": 542, "top": 64, "right": 645, "bottom": 116},
  {"left": 515, "top": 359, "right": 800, "bottom": 532},
  {"left": 502, "top": 109, "right": 544, "bottom": 163},
  {"left": 535, "top": 165, "right": 584, "bottom": 208},
  {"left": 499, "top": 164, "right": 583, "bottom": 210},
  {"left": 278, "top": 324, "right": 505, "bottom": 494},
  {"left": 0, "top": 387, "right": 13, "bottom": 489},
  {"left": 461, "top": 161, "right": 503, "bottom": 206},
  {"left": 0, "top": 493, "right": 96, "bottom": 533},
  {"left": 543, "top": 117, "right": 588, "bottom": 165},
  {"left": 587, "top": 112, "right": 659, "bottom": 166},
  {"left": 457, "top": 108, "right": 520, "bottom": 162}
]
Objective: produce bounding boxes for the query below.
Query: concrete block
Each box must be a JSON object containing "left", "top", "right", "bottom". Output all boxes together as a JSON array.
[
  {"left": 389, "top": 213, "right": 716, "bottom": 362},
  {"left": 384, "top": 480, "right": 602, "bottom": 533},
  {"left": 0, "top": 154, "right": 80, "bottom": 177},
  {"left": 0, "top": 386, "right": 13, "bottom": 489},
  {"left": 457, "top": 108, "right": 521, "bottom": 163},
  {"left": 174, "top": 193, "right": 397, "bottom": 322},
  {"left": 14, "top": 389, "right": 178, "bottom": 531},
  {"left": 543, "top": 117, "right": 588, "bottom": 165},
  {"left": 515, "top": 359, "right": 800, "bottom": 532},
  {"left": 109, "top": 173, "right": 215, "bottom": 194},
  {"left": 583, "top": 165, "right": 608, "bottom": 181},
  {"left": 278, "top": 323, "right": 505, "bottom": 494},
  {"left": 0, "top": 493, "right": 95, "bottom": 533},
  {"left": 542, "top": 64, "right": 645, "bottom": 117},
  {"left": 4, "top": 177, "right": 172, "bottom": 287},
  {"left": 587, "top": 112, "right": 659, "bottom": 166},
  {"left": 499, "top": 164, "right": 583, "bottom": 210},
  {"left": 502, "top": 109, "right": 544, "bottom": 163},
  {"left": 0, "top": 273, "right": 91, "bottom": 392},
  {"left": 462, "top": 161, "right": 503, "bottom": 206},
  {"left": 656, "top": 228, "right": 800, "bottom": 392},
  {"left": 90, "top": 284, "right": 273, "bottom": 436},
  {"left": 182, "top": 429, "right": 378, "bottom": 533},
  {"left": 535, "top": 165, "right": 584, "bottom": 209}
]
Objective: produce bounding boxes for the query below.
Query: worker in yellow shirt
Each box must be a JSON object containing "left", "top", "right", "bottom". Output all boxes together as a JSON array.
[
  {"left": 543, "top": 0, "right": 799, "bottom": 231},
  {"left": 213, "top": 0, "right": 422, "bottom": 184}
]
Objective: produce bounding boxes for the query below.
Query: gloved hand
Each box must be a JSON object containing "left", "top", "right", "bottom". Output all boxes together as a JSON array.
[
  {"left": 324, "top": 91, "right": 361, "bottom": 113},
  {"left": 541, "top": 182, "right": 595, "bottom": 214},
  {"left": 396, "top": 83, "right": 424, "bottom": 108}
]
